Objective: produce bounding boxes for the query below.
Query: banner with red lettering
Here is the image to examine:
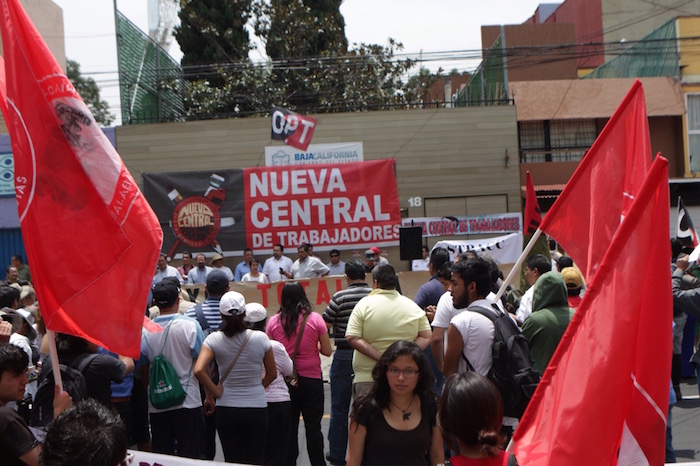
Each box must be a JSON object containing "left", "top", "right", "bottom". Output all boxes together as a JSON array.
[
  {"left": 402, "top": 213, "right": 521, "bottom": 237},
  {"left": 143, "top": 159, "right": 400, "bottom": 257}
]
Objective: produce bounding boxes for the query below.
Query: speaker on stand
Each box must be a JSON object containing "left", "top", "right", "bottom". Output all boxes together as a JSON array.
[{"left": 399, "top": 226, "right": 423, "bottom": 261}]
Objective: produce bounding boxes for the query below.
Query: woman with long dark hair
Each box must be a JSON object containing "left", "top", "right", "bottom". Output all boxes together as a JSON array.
[
  {"left": 266, "top": 282, "right": 332, "bottom": 466},
  {"left": 194, "top": 291, "right": 276, "bottom": 465},
  {"left": 438, "top": 372, "right": 509, "bottom": 465},
  {"left": 347, "top": 340, "right": 444, "bottom": 466}
]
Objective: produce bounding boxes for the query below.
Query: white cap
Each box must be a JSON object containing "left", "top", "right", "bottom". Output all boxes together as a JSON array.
[
  {"left": 219, "top": 291, "right": 246, "bottom": 316},
  {"left": 243, "top": 302, "right": 267, "bottom": 323}
]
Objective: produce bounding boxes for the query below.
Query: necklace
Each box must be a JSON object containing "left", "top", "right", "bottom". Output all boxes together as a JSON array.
[{"left": 390, "top": 394, "right": 416, "bottom": 421}]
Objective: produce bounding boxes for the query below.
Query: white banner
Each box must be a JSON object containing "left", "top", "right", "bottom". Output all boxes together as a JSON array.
[
  {"left": 128, "top": 450, "right": 230, "bottom": 465},
  {"left": 403, "top": 213, "right": 522, "bottom": 237},
  {"left": 264, "top": 142, "right": 363, "bottom": 166},
  {"left": 433, "top": 232, "right": 523, "bottom": 264}
]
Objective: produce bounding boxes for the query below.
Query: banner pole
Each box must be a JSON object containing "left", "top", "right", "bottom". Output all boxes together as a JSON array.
[
  {"left": 46, "top": 329, "right": 63, "bottom": 392},
  {"left": 495, "top": 228, "right": 543, "bottom": 301}
]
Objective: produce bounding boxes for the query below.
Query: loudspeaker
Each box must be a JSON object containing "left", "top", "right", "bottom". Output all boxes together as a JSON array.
[{"left": 399, "top": 226, "right": 423, "bottom": 261}]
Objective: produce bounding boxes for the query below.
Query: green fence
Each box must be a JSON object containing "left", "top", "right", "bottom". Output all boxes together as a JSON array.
[
  {"left": 116, "top": 10, "right": 185, "bottom": 124},
  {"left": 584, "top": 19, "right": 679, "bottom": 79}
]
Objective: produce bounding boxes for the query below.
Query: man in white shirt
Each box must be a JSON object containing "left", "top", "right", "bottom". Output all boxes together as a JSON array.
[
  {"left": 187, "top": 254, "right": 213, "bottom": 285},
  {"left": 290, "top": 244, "right": 330, "bottom": 279},
  {"left": 326, "top": 249, "right": 346, "bottom": 276},
  {"left": 262, "top": 243, "right": 293, "bottom": 282},
  {"left": 515, "top": 254, "right": 551, "bottom": 324},
  {"left": 211, "top": 253, "right": 234, "bottom": 281},
  {"left": 412, "top": 245, "right": 430, "bottom": 271},
  {"left": 154, "top": 253, "right": 184, "bottom": 285}
]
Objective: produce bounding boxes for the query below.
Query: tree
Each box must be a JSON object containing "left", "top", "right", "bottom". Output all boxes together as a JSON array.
[
  {"left": 176, "top": 0, "right": 418, "bottom": 118},
  {"left": 175, "top": 0, "right": 253, "bottom": 83},
  {"left": 66, "top": 59, "right": 114, "bottom": 126}
]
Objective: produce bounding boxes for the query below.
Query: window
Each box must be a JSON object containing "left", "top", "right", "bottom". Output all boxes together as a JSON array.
[
  {"left": 687, "top": 94, "right": 700, "bottom": 173},
  {"left": 519, "top": 119, "right": 597, "bottom": 163}
]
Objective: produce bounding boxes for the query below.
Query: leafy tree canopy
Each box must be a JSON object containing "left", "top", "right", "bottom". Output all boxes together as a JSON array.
[{"left": 66, "top": 59, "right": 114, "bottom": 126}]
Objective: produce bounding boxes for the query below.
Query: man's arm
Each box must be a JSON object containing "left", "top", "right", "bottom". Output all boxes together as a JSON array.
[
  {"left": 431, "top": 327, "right": 447, "bottom": 372},
  {"left": 443, "top": 324, "right": 465, "bottom": 378},
  {"left": 673, "top": 257, "right": 700, "bottom": 318},
  {"left": 413, "top": 329, "right": 432, "bottom": 350},
  {"left": 346, "top": 335, "right": 382, "bottom": 362}
]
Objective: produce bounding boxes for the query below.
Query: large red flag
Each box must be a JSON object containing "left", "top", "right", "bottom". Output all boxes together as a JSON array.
[
  {"left": 0, "top": 0, "right": 162, "bottom": 357},
  {"left": 524, "top": 172, "right": 541, "bottom": 235},
  {"left": 538, "top": 80, "right": 651, "bottom": 281},
  {"left": 514, "top": 156, "right": 671, "bottom": 465}
]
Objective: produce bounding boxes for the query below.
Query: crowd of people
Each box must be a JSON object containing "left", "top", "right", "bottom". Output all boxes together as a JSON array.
[{"left": 0, "top": 237, "right": 697, "bottom": 465}]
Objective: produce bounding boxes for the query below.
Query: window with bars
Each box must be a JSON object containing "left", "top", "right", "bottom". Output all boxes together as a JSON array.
[
  {"left": 519, "top": 119, "right": 597, "bottom": 163},
  {"left": 687, "top": 94, "right": 700, "bottom": 173}
]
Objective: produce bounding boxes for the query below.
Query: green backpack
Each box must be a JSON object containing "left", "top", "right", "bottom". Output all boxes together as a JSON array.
[{"left": 145, "top": 319, "right": 190, "bottom": 410}]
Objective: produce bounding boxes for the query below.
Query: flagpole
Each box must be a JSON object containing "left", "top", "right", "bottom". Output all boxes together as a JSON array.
[
  {"left": 495, "top": 227, "right": 543, "bottom": 301},
  {"left": 46, "top": 329, "right": 64, "bottom": 392}
]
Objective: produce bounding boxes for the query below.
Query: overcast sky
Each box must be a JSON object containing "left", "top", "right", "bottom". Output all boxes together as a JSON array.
[{"left": 52, "top": 0, "right": 551, "bottom": 125}]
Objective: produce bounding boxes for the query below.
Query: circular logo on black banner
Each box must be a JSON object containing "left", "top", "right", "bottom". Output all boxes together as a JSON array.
[{"left": 172, "top": 196, "right": 221, "bottom": 247}]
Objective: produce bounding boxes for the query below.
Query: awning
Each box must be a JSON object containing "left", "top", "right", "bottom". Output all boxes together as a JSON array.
[{"left": 510, "top": 77, "right": 685, "bottom": 121}]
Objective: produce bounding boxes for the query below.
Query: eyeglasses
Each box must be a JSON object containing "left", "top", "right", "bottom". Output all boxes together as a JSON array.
[{"left": 386, "top": 368, "right": 420, "bottom": 378}]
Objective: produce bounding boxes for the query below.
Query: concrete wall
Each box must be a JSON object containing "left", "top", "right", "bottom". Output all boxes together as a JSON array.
[
  {"left": 481, "top": 23, "right": 579, "bottom": 81},
  {"left": 678, "top": 17, "right": 700, "bottom": 84},
  {"left": 602, "top": 0, "right": 700, "bottom": 61},
  {"left": 116, "top": 106, "right": 523, "bottom": 268},
  {"left": 541, "top": 0, "right": 605, "bottom": 69}
]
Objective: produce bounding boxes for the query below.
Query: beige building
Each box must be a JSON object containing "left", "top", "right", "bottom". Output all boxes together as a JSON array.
[{"left": 116, "top": 106, "right": 523, "bottom": 266}]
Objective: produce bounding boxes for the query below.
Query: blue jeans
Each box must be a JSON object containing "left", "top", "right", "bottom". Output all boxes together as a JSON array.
[{"left": 328, "top": 348, "right": 353, "bottom": 461}]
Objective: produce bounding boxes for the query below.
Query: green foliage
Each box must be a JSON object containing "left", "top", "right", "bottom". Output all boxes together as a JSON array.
[
  {"left": 175, "top": 0, "right": 253, "bottom": 81},
  {"left": 66, "top": 59, "right": 114, "bottom": 126},
  {"left": 178, "top": 0, "right": 418, "bottom": 118}
]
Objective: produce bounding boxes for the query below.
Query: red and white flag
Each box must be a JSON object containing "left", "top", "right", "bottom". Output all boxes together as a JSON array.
[
  {"left": 271, "top": 106, "right": 317, "bottom": 151},
  {"left": 0, "top": 0, "right": 162, "bottom": 357},
  {"left": 514, "top": 155, "right": 672, "bottom": 465},
  {"left": 539, "top": 80, "right": 652, "bottom": 281},
  {"left": 677, "top": 196, "right": 698, "bottom": 249}
]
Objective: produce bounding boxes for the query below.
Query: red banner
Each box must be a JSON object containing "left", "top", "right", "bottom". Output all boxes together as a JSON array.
[{"left": 244, "top": 159, "right": 400, "bottom": 249}]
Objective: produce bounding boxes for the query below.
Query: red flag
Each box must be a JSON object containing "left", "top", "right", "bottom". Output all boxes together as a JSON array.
[
  {"left": 524, "top": 171, "right": 541, "bottom": 234},
  {"left": 538, "top": 80, "right": 651, "bottom": 281},
  {"left": 514, "top": 156, "right": 671, "bottom": 465},
  {"left": 676, "top": 196, "right": 698, "bottom": 248},
  {"left": 0, "top": 0, "right": 162, "bottom": 358}
]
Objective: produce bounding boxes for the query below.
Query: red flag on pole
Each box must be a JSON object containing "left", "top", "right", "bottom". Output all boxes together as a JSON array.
[
  {"left": 538, "top": 80, "right": 652, "bottom": 281},
  {"left": 0, "top": 0, "right": 162, "bottom": 358},
  {"left": 524, "top": 172, "right": 542, "bottom": 234},
  {"left": 514, "top": 155, "right": 671, "bottom": 465}
]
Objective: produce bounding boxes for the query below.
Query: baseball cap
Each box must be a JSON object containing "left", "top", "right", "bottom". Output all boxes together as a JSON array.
[
  {"left": 370, "top": 247, "right": 381, "bottom": 256},
  {"left": 220, "top": 291, "right": 246, "bottom": 316},
  {"left": 561, "top": 267, "right": 584, "bottom": 290},
  {"left": 152, "top": 277, "right": 180, "bottom": 308},
  {"left": 206, "top": 270, "right": 230, "bottom": 295},
  {"left": 243, "top": 302, "right": 267, "bottom": 323}
]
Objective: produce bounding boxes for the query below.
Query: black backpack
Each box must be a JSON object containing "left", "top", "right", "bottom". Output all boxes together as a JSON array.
[
  {"left": 463, "top": 304, "right": 540, "bottom": 419},
  {"left": 31, "top": 353, "right": 98, "bottom": 428}
]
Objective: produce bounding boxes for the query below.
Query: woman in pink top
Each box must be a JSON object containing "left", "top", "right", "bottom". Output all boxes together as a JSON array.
[{"left": 266, "top": 282, "right": 332, "bottom": 466}]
